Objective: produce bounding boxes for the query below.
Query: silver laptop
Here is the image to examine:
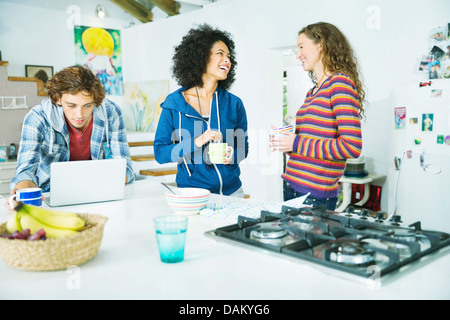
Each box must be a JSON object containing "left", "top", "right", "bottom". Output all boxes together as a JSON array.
[{"left": 44, "top": 158, "right": 127, "bottom": 207}]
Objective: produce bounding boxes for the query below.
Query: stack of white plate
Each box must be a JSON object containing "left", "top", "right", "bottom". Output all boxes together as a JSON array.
[{"left": 344, "top": 157, "right": 368, "bottom": 178}]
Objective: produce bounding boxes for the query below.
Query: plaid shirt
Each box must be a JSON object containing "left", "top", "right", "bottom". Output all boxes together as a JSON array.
[{"left": 11, "top": 98, "right": 135, "bottom": 192}]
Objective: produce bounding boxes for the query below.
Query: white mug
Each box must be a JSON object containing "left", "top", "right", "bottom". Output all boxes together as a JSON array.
[
  {"left": 272, "top": 124, "right": 294, "bottom": 137},
  {"left": 9, "top": 187, "right": 43, "bottom": 208},
  {"left": 208, "top": 143, "right": 233, "bottom": 164}
]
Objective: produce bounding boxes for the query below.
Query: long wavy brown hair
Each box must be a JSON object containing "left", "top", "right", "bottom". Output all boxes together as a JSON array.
[{"left": 299, "top": 22, "right": 367, "bottom": 118}]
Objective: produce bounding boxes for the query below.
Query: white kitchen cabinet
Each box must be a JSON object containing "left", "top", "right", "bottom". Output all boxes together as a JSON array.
[{"left": 0, "top": 160, "right": 16, "bottom": 196}]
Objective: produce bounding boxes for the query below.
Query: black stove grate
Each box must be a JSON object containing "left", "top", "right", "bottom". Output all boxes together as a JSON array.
[{"left": 209, "top": 205, "right": 450, "bottom": 279}]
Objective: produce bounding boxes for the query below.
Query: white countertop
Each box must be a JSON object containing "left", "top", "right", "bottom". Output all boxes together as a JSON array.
[{"left": 1, "top": 179, "right": 449, "bottom": 300}]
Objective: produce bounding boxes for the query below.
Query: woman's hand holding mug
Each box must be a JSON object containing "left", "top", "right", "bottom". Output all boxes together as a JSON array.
[{"left": 195, "top": 129, "right": 222, "bottom": 147}]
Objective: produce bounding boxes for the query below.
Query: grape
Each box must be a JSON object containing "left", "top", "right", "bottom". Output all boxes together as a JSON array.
[
  {"left": 28, "top": 233, "right": 40, "bottom": 241},
  {"left": 36, "top": 229, "right": 46, "bottom": 237},
  {"left": 12, "top": 231, "right": 21, "bottom": 239},
  {"left": 3, "top": 229, "right": 47, "bottom": 241},
  {"left": 28, "top": 229, "right": 46, "bottom": 241},
  {"left": 21, "top": 229, "right": 30, "bottom": 238}
]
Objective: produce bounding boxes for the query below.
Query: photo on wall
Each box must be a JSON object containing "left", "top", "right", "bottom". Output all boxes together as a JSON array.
[
  {"left": 123, "top": 80, "right": 169, "bottom": 132},
  {"left": 25, "top": 65, "right": 53, "bottom": 96},
  {"left": 429, "top": 26, "right": 447, "bottom": 43},
  {"left": 419, "top": 25, "right": 450, "bottom": 79},
  {"left": 74, "top": 26, "right": 123, "bottom": 95},
  {"left": 418, "top": 55, "right": 433, "bottom": 72},
  {"left": 394, "top": 107, "right": 406, "bottom": 129},
  {"left": 422, "top": 113, "right": 434, "bottom": 132}
]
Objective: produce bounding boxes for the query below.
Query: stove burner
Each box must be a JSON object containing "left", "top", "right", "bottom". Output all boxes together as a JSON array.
[
  {"left": 329, "top": 240, "right": 376, "bottom": 266},
  {"left": 381, "top": 228, "right": 431, "bottom": 255},
  {"left": 296, "top": 210, "right": 314, "bottom": 221},
  {"left": 391, "top": 229, "right": 419, "bottom": 242},
  {"left": 250, "top": 224, "right": 288, "bottom": 239}
]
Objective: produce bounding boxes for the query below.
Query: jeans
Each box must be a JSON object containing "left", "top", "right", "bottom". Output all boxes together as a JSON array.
[{"left": 283, "top": 183, "right": 338, "bottom": 211}]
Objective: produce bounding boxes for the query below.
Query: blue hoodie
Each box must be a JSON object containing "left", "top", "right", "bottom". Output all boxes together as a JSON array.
[{"left": 154, "top": 86, "right": 248, "bottom": 195}]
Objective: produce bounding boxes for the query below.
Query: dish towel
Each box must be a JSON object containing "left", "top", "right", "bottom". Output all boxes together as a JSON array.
[{"left": 199, "top": 193, "right": 310, "bottom": 222}]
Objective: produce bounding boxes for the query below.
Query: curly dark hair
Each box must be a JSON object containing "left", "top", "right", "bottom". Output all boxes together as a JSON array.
[
  {"left": 172, "top": 23, "right": 237, "bottom": 90},
  {"left": 47, "top": 65, "right": 105, "bottom": 107}
]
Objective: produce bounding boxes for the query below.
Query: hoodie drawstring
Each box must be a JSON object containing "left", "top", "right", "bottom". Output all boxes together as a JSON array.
[
  {"left": 102, "top": 105, "right": 112, "bottom": 159},
  {"left": 179, "top": 91, "right": 222, "bottom": 193},
  {"left": 211, "top": 91, "right": 223, "bottom": 195},
  {"left": 49, "top": 130, "right": 54, "bottom": 154},
  {"left": 215, "top": 91, "right": 220, "bottom": 135},
  {"left": 179, "top": 111, "right": 192, "bottom": 176}
]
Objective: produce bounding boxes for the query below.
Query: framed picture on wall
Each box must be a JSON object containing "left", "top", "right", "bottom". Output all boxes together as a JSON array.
[
  {"left": 25, "top": 65, "right": 54, "bottom": 81},
  {"left": 25, "top": 65, "right": 53, "bottom": 96}
]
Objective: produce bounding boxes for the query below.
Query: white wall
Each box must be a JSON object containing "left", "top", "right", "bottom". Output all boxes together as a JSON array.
[
  {"left": 121, "top": 0, "right": 450, "bottom": 207},
  {"left": 0, "top": 0, "right": 139, "bottom": 77},
  {"left": 1, "top": 0, "right": 449, "bottom": 209}
]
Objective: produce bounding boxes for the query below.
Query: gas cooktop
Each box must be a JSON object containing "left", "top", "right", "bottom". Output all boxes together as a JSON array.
[{"left": 205, "top": 205, "right": 450, "bottom": 281}]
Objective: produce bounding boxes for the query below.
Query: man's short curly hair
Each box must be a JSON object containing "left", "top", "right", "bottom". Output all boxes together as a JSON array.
[
  {"left": 172, "top": 24, "right": 237, "bottom": 90},
  {"left": 47, "top": 65, "right": 105, "bottom": 107}
]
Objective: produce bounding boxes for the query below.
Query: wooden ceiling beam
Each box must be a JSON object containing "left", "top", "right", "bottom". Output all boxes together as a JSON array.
[
  {"left": 109, "top": 0, "right": 153, "bottom": 23},
  {"left": 149, "top": 0, "right": 180, "bottom": 16}
]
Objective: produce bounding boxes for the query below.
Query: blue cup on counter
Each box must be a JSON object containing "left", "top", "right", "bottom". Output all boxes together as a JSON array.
[
  {"left": 9, "top": 187, "right": 43, "bottom": 208},
  {"left": 153, "top": 215, "right": 188, "bottom": 263}
]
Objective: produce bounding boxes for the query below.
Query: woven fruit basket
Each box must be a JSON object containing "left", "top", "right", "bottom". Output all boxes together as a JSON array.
[{"left": 0, "top": 213, "right": 108, "bottom": 271}]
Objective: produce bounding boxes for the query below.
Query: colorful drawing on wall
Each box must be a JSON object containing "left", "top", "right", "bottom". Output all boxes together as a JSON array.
[
  {"left": 123, "top": 81, "right": 169, "bottom": 132},
  {"left": 74, "top": 25, "right": 123, "bottom": 95}
]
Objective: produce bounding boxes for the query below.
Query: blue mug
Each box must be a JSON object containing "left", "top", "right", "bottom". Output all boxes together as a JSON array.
[{"left": 9, "top": 188, "right": 43, "bottom": 208}]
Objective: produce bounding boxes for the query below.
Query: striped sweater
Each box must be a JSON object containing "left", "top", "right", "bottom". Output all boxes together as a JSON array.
[{"left": 282, "top": 73, "right": 362, "bottom": 199}]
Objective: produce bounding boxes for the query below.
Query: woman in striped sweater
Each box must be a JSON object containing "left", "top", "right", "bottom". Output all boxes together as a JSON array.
[{"left": 270, "top": 22, "right": 366, "bottom": 210}]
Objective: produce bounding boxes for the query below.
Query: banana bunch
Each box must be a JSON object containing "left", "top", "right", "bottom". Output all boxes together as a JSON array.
[{"left": 6, "top": 202, "right": 86, "bottom": 239}]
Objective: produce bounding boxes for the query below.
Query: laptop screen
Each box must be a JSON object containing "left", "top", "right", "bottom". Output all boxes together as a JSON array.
[{"left": 46, "top": 158, "right": 127, "bottom": 207}]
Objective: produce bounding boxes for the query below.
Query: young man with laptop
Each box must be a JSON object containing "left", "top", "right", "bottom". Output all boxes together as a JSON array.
[{"left": 6, "top": 65, "right": 135, "bottom": 208}]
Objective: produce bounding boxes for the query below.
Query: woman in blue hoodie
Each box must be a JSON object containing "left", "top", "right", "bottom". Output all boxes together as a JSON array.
[{"left": 154, "top": 24, "right": 249, "bottom": 196}]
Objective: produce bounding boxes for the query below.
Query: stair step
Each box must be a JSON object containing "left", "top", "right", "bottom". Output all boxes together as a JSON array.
[
  {"left": 8, "top": 76, "right": 37, "bottom": 82},
  {"left": 131, "top": 154, "right": 155, "bottom": 161},
  {"left": 128, "top": 141, "right": 154, "bottom": 147},
  {"left": 140, "top": 167, "right": 177, "bottom": 176}
]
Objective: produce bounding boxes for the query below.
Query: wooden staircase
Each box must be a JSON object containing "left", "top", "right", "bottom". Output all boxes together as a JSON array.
[
  {"left": 130, "top": 154, "right": 155, "bottom": 161},
  {"left": 127, "top": 138, "right": 249, "bottom": 198},
  {"left": 128, "top": 140, "right": 177, "bottom": 178}
]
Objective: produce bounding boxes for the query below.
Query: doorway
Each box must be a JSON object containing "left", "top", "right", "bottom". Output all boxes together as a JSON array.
[{"left": 280, "top": 47, "right": 311, "bottom": 199}]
